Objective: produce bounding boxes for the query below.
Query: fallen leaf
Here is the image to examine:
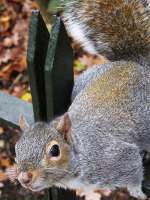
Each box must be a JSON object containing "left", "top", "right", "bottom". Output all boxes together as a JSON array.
[
  {"left": 21, "top": 92, "right": 32, "bottom": 102},
  {"left": 0, "top": 127, "right": 4, "bottom": 135},
  {"left": 0, "top": 156, "right": 11, "bottom": 168},
  {"left": 0, "top": 140, "right": 5, "bottom": 148},
  {"left": 0, "top": 172, "right": 7, "bottom": 182}
]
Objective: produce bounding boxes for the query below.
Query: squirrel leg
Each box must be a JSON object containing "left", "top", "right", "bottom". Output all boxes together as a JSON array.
[
  {"left": 127, "top": 164, "right": 146, "bottom": 200},
  {"left": 122, "top": 145, "right": 146, "bottom": 200},
  {"left": 127, "top": 185, "right": 146, "bottom": 200}
]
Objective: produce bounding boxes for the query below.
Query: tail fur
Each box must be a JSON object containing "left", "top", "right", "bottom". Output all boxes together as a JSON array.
[{"left": 64, "top": 0, "right": 150, "bottom": 61}]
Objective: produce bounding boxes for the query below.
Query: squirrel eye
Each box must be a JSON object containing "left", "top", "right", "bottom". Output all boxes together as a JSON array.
[{"left": 49, "top": 144, "right": 60, "bottom": 157}]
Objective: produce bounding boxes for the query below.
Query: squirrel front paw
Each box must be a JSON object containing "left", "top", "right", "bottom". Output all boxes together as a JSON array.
[
  {"left": 96, "top": 189, "right": 111, "bottom": 197},
  {"left": 76, "top": 188, "right": 111, "bottom": 200},
  {"left": 77, "top": 190, "right": 102, "bottom": 200}
]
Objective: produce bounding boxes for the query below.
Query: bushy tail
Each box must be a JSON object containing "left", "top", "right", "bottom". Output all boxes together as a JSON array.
[
  {"left": 67, "top": 0, "right": 150, "bottom": 61},
  {"left": 87, "top": 0, "right": 150, "bottom": 60}
]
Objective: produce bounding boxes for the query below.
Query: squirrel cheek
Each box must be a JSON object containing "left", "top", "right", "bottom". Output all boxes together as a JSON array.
[{"left": 41, "top": 154, "right": 61, "bottom": 167}]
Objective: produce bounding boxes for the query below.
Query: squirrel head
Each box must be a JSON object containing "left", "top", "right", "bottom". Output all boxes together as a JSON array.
[{"left": 15, "top": 113, "right": 74, "bottom": 191}]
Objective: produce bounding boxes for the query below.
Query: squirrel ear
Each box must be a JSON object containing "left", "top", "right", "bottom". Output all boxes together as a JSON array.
[
  {"left": 57, "top": 113, "right": 72, "bottom": 142},
  {"left": 19, "top": 114, "right": 29, "bottom": 131}
]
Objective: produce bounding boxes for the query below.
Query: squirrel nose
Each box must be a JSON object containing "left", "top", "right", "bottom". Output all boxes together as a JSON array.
[{"left": 18, "top": 172, "right": 33, "bottom": 185}]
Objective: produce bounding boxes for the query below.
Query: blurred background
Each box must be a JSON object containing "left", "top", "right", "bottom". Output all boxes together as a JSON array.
[{"left": 0, "top": 0, "right": 105, "bottom": 199}]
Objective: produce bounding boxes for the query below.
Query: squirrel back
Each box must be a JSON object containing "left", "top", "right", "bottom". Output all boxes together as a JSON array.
[{"left": 63, "top": 0, "right": 150, "bottom": 62}]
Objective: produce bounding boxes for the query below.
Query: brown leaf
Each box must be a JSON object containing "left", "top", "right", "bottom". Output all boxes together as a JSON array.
[
  {"left": 0, "top": 172, "right": 7, "bottom": 182},
  {"left": 0, "top": 156, "right": 12, "bottom": 168},
  {"left": 0, "top": 127, "right": 4, "bottom": 135}
]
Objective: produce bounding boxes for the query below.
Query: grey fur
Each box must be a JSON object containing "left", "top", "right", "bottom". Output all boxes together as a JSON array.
[{"left": 15, "top": 0, "right": 150, "bottom": 199}]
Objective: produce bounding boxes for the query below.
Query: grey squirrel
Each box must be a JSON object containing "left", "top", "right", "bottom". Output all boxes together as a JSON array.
[{"left": 12, "top": 0, "right": 150, "bottom": 200}]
